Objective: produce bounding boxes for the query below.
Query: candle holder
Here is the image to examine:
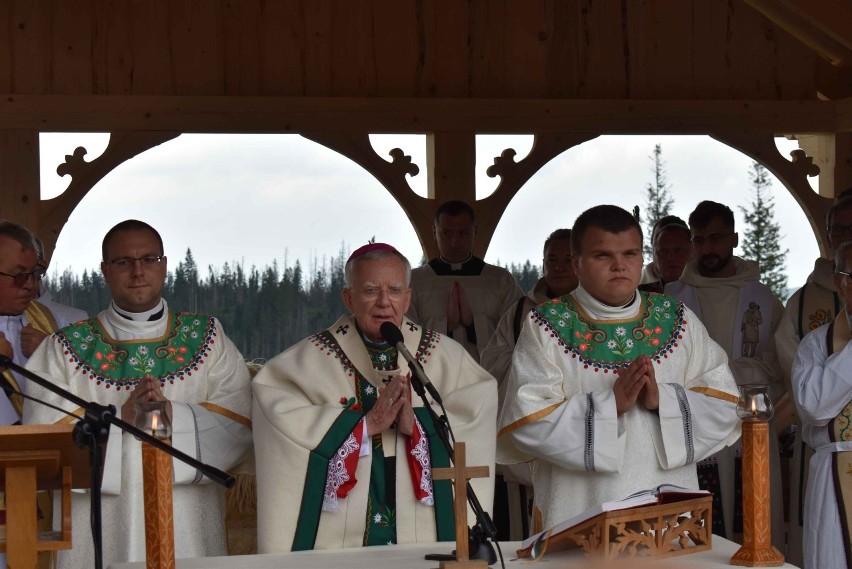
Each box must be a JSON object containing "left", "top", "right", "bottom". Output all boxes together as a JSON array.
[
  {"left": 135, "top": 400, "right": 173, "bottom": 440},
  {"left": 730, "top": 384, "right": 784, "bottom": 567},
  {"left": 136, "top": 400, "right": 176, "bottom": 569}
]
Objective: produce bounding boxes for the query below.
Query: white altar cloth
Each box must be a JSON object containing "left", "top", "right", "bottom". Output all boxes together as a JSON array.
[{"left": 109, "top": 536, "right": 800, "bottom": 568}]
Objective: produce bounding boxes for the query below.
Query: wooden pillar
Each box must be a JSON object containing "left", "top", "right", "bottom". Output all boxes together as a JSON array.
[
  {"left": 142, "top": 442, "right": 176, "bottom": 569},
  {"left": 5, "top": 466, "right": 38, "bottom": 569},
  {"left": 0, "top": 130, "right": 40, "bottom": 230},
  {"left": 795, "top": 133, "right": 852, "bottom": 199},
  {"left": 426, "top": 132, "right": 478, "bottom": 258}
]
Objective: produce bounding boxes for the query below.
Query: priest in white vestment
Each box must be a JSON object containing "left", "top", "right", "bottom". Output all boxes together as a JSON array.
[
  {"left": 776, "top": 195, "right": 852, "bottom": 566},
  {"left": 665, "top": 200, "right": 785, "bottom": 549},
  {"left": 253, "top": 243, "right": 497, "bottom": 552},
  {"left": 22, "top": 220, "right": 253, "bottom": 569},
  {"left": 792, "top": 241, "right": 852, "bottom": 569},
  {"left": 408, "top": 200, "right": 523, "bottom": 362},
  {"left": 498, "top": 205, "right": 741, "bottom": 533}
]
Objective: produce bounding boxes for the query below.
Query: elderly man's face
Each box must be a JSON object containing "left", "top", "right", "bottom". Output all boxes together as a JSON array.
[
  {"left": 572, "top": 226, "right": 643, "bottom": 307},
  {"left": 543, "top": 239, "right": 577, "bottom": 297},
  {"left": 342, "top": 256, "right": 411, "bottom": 343},
  {"left": 434, "top": 213, "right": 476, "bottom": 264},
  {"left": 0, "top": 236, "right": 39, "bottom": 316},
  {"left": 653, "top": 226, "right": 693, "bottom": 284},
  {"left": 101, "top": 229, "right": 167, "bottom": 313},
  {"left": 690, "top": 216, "right": 737, "bottom": 277}
]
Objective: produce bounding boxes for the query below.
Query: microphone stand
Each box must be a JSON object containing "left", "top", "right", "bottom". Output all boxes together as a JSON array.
[
  {"left": 407, "top": 359, "right": 498, "bottom": 565},
  {"left": 0, "top": 356, "right": 234, "bottom": 569}
]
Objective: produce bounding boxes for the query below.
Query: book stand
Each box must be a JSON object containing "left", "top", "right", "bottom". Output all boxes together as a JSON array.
[
  {"left": 0, "top": 424, "right": 95, "bottom": 569},
  {"left": 521, "top": 496, "right": 713, "bottom": 562}
]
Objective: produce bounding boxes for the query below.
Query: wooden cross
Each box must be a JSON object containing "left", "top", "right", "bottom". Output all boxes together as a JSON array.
[{"left": 432, "top": 441, "right": 490, "bottom": 569}]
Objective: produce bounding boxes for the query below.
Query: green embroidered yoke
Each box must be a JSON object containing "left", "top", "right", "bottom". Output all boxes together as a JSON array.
[
  {"left": 55, "top": 312, "right": 217, "bottom": 388},
  {"left": 531, "top": 291, "right": 686, "bottom": 372}
]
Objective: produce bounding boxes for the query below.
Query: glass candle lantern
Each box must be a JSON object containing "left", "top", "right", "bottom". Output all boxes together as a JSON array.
[
  {"left": 736, "top": 383, "right": 774, "bottom": 422},
  {"left": 134, "top": 400, "right": 173, "bottom": 439}
]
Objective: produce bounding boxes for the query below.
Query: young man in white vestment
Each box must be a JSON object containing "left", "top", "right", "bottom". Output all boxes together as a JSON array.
[
  {"left": 253, "top": 243, "right": 497, "bottom": 552},
  {"left": 792, "top": 240, "right": 852, "bottom": 569},
  {"left": 498, "top": 205, "right": 741, "bottom": 534},
  {"left": 22, "top": 220, "right": 253, "bottom": 569},
  {"left": 665, "top": 200, "right": 785, "bottom": 549},
  {"left": 481, "top": 228, "right": 577, "bottom": 540},
  {"left": 408, "top": 200, "right": 524, "bottom": 362},
  {"left": 775, "top": 193, "right": 852, "bottom": 566}
]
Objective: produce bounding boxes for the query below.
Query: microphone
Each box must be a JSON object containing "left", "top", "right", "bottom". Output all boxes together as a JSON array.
[{"left": 380, "top": 322, "right": 443, "bottom": 405}]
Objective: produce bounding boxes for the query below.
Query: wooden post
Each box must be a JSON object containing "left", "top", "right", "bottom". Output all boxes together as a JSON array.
[
  {"left": 431, "top": 441, "right": 490, "bottom": 569},
  {"left": 141, "top": 442, "right": 175, "bottom": 569},
  {"left": 5, "top": 466, "right": 38, "bottom": 569},
  {"left": 730, "top": 421, "right": 784, "bottom": 566}
]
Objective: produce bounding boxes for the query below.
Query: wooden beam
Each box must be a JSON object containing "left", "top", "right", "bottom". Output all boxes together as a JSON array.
[
  {"left": 0, "top": 95, "right": 843, "bottom": 134},
  {"left": 743, "top": 0, "right": 852, "bottom": 67}
]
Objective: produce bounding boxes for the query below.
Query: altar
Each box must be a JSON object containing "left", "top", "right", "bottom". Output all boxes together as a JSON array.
[{"left": 109, "top": 537, "right": 800, "bottom": 569}]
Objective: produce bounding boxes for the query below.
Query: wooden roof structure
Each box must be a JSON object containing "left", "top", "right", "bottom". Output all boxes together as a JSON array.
[{"left": 1, "top": 0, "right": 850, "bottom": 259}]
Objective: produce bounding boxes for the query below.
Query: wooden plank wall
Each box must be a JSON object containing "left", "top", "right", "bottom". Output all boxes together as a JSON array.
[{"left": 0, "top": 0, "right": 820, "bottom": 101}]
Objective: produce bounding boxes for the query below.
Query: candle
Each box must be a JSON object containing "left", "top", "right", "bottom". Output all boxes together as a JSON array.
[
  {"left": 151, "top": 411, "right": 160, "bottom": 434},
  {"left": 751, "top": 397, "right": 757, "bottom": 417}
]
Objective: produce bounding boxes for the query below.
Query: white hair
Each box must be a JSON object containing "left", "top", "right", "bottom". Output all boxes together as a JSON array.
[{"left": 344, "top": 249, "right": 412, "bottom": 288}]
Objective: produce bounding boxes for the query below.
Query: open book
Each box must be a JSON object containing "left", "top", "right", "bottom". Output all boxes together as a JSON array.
[{"left": 518, "top": 484, "right": 710, "bottom": 557}]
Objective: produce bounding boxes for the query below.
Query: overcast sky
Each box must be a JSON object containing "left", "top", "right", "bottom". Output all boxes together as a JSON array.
[{"left": 39, "top": 132, "right": 819, "bottom": 291}]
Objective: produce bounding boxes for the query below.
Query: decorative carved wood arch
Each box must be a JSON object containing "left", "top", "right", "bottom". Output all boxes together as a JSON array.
[
  {"left": 44, "top": 129, "right": 827, "bottom": 262},
  {"left": 37, "top": 131, "right": 181, "bottom": 256},
  {"left": 301, "top": 131, "right": 598, "bottom": 259}
]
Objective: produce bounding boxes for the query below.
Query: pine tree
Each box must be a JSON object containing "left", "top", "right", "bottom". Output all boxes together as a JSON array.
[
  {"left": 641, "top": 144, "right": 674, "bottom": 257},
  {"left": 739, "top": 162, "right": 789, "bottom": 299}
]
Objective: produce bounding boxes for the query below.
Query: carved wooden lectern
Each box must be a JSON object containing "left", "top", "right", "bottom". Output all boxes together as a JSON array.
[{"left": 0, "top": 424, "right": 93, "bottom": 569}]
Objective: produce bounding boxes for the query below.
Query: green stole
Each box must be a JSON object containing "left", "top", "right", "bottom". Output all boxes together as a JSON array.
[
  {"left": 828, "top": 311, "right": 852, "bottom": 569},
  {"left": 291, "top": 316, "right": 454, "bottom": 551}
]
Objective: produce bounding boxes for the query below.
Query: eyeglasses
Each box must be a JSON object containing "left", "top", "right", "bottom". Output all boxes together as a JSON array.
[
  {"left": 690, "top": 233, "right": 734, "bottom": 246},
  {"left": 107, "top": 255, "right": 165, "bottom": 269},
  {"left": 828, "top": 224, "right": 852, "bottom": 238},
  {"left": 355, "top": 286, "right": 408, "bottom": 300},
  {"left": 0, "top": 268, "right": 46, "bottom": 287}
]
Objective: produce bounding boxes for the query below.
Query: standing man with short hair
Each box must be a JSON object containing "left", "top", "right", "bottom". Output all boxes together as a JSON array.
[
  {"left": 23, "top": 219, "right": 252, "bottom": 569},
  {"left": 775, "top": 192, "right": 852, "bottom": 566},
  {"left": 498, "top": 205, "right": 740, "bottom": 533},
  {"left": 791, "top": 240, "right": 852, "bottom": 569},
  {"left": 666, "top": 200, "right": 785, "bottom": 549},
  {"left": 408, "top": 200, "right": 523, "bottom": 361},
  {"left": 639, "top": 215, "right": 693, "bottom": 293}
]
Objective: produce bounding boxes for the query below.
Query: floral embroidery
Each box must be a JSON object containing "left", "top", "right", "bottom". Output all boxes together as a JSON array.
[
  {"left": 532, "top": 292, "right": 685, "bottom": 372},
  {"left": 339, "top": 396, "right": 362, "bottom": 411},
  {"left": 371, "top": 505, "right": 396, "bottom": 528},
  {"left": 56, "top": 312, "right": 216, "bottom": 388},
  {"left": 808, "top": 308, "right": 832, "bottom": 331}
]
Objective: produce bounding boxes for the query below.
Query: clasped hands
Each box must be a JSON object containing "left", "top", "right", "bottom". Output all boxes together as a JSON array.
[
  {"left": 613, "top": 355, "right": 659, "bottom": 416},
  {"left": 121, "top": 374, "right": 173, "bottom": 424},
  {"left": 365, "top": 375, "right": 415, "bottom": 437},
  {"left": 446, "top": 281, "right": 473, "bottom": 332}
]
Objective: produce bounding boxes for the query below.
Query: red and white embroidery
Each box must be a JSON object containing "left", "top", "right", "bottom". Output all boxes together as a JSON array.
[
  {"left": 408, "top": 416, "right": 433, "bottom": 505},
  {"left": 322, "top": 429, "right": 362, "bottom": 512}
]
